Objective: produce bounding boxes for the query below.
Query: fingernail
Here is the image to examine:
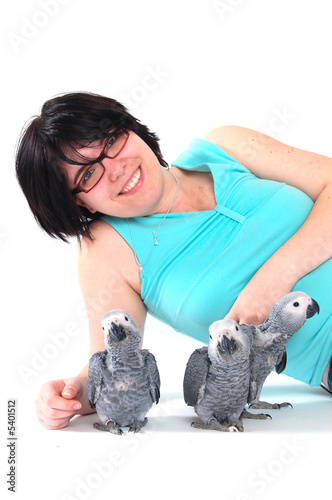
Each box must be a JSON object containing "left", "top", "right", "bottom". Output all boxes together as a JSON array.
[
  {"left": 73, "top": 403, "right": 82, "bottom": 410},
  {"left": 62, "top": 390, "right": 74, "bottom": 398}
]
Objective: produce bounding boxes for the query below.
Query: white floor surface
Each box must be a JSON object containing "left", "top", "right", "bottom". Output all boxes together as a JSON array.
[{"left": 4, "top": 359, "right": 331, "bottom": 500}]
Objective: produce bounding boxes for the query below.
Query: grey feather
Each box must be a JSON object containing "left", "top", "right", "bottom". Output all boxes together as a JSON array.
[
  {"left": 87, "top": 310, "right": 161, "bottom": 434},
  {"left": 140, "top": 349, "right": 161, "bottom": 403},
  {"left": 183, "top": 347, "right": 209, "bottom": 407},
  {"left": 87, "top": 350, "right": 107, "bottom": 409},
  {"left": 275, "top": 351, "right": 287, "bottom": 374}
]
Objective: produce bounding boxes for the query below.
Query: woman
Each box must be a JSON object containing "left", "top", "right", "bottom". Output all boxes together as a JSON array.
[{"left": 16, "top": 92, "right": 332, "bottom": 430}]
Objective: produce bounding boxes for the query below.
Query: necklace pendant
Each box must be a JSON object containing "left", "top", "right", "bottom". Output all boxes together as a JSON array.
[
  {"left": 152, "top": 231, "right": 159, "bottom": 246},
  {"left": 126, "top": 171, "right": 179, "bottom": 279}
]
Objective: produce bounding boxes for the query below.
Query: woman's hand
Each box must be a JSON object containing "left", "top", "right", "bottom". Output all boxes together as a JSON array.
[
  {"left": 36, "top": 377, "right": 86, "bottom": 430},
  {"left": 225, "top": 287, "right": 289, "bottom": 325},
  {"left": 224, "top": 269, "right": 293, "bottom": 325}
]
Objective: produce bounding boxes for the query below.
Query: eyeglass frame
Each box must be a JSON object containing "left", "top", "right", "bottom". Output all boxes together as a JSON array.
[{"left": 71, "top": 129, "right": 130, "bottom": 195}]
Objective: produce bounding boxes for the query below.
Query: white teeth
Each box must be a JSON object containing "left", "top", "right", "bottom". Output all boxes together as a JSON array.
[{"left": 121, "top": 168, "right": 141, "bottom": 194}]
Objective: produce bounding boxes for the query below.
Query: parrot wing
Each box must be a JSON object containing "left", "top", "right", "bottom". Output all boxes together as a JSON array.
[
  {"left": 275, "top": 349, "right": 287, "bottom": 374},
  {"left": 87, "top": 350, "right": 107, "bottom": 409},
  {"left": 240, "top": 324, "right": 259, "bottom": 403},
  {"left": 247, "top": 347, "right": 259, "bottom": 404},
  {"left": 141, "top": 349, "right": 161, "bottom": 404},
  {"left": 183, "top": 347, "right": 210, "bottom": 407}
]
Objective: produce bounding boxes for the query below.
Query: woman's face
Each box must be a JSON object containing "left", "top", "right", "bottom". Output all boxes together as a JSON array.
[{"left": 62, "top": 132, "right": 172, "bottom": 218}]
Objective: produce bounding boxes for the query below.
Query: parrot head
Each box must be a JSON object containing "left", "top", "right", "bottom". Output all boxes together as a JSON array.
[
  {"left": 208, "top": 319, "right": 251, "bottom": 362},
  {"left": 101, "top": 309, "right": 142, "bottom": 350},
  {"left": 266, "top": 291, "right": 320, "bottom": 336}
]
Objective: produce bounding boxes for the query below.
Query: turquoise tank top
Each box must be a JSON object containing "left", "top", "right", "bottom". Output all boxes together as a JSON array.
[{"left": 102, "top": 138, "right": 332, "bottom": 386}]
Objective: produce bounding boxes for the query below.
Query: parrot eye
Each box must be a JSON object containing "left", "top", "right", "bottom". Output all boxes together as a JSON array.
[
  {"left": 124, "top": 316, "right": 129, "bottom": 321},
  {"left": 210, "top": 335, "right": 212, "bottom": 340},
  {"left": 293, "top": 302, "right": 300, "bottom": 307},
  {"left": 235, "top": 326, "right": 239, "bottom": 331}
]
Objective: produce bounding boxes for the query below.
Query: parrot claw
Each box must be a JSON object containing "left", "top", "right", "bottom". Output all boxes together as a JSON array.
[
  {"left": 129, "top": 418, "right": 148, "bottom": 433},
  {"left": 277, "top": 402, "right": 293, "bottom": 409},
  {"left": 249, "top": 401, "right": 293, "bottom": 410},
  {"left": 241, "top": 408, "right": 272, "bottom": 420},
  {"left": 93, "top": 421, "right": 123, "bottom": 435},
  {"left": 227, "top": 418, "right": 244, "bottom": 432},
  {"left": 191, "top": 418, "right": 240, "bottom": 432}
]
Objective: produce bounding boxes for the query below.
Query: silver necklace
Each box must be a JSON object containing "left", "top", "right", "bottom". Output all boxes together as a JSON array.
[{"left": 127, "top": 168, "right": 180, "bottom": 282}]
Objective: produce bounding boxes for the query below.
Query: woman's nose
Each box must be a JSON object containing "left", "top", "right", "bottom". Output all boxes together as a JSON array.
[{"left": 103, "top": 157, "right": 125, "bottom": 181}]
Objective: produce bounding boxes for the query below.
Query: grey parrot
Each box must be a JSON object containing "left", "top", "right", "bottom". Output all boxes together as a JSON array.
[
  {"left": 241, "top": 291, "right": 319, "bottom": 413},
  {"left": 183, "top": 319, "right": 252, "bottom": 432},
  {"left": 87, "top": 310, "right": 160, "bottom": 435}
]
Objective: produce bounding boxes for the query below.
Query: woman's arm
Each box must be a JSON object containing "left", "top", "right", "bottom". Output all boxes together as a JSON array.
[
  {"left": 35, "top": 220, "right": 147, "bottom": 429},
  {"left": 78, "top": 220, "right": 147, "bottom": 356},
  {"left": 204, "top": 126, "right": 332, "bottom": 324}
]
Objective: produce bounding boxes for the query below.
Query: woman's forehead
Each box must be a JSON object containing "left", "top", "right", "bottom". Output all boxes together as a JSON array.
[
  {"left": 75, "top": 140, "right": 105, "bottom": 159},
  {"left": 60, "top": 137, "right": 106, "bottom": 164}
]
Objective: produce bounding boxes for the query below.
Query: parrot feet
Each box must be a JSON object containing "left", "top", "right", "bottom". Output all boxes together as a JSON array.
[
  {"left": 93, "top": 417, "right": 148, "bottom": 434},
  {"left": 191, "top": 418, "right": 240, "bottom": 432},
  {"left": 129, "top": 418, "right": 148, "bottom": 433},
  {"left": 249, "top": 401, "right": 293, "bottom": 410},
  {"left": 227, "top": 417, "right": 244, "bottom": 432},
  {"left": 93, "top": 420, "right": 123, "bottom": 435},
  {"left": 241, "top": 408, "right": 272, "bottom": 420}
]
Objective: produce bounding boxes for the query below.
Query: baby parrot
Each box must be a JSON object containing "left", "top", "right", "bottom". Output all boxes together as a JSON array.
[
  {"left": 87, "top": 310, "right": 160, "bottom": 435},
  {"left": 183, "top": 319, "right": 252, "bottom": 432},
  {"left": 241, "top": 291, "right": 319, "bottom": 411}
]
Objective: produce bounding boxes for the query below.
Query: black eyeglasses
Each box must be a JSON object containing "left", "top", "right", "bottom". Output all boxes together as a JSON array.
[{"left": 71, "top": 129, "right": 129, "bottom": 195}]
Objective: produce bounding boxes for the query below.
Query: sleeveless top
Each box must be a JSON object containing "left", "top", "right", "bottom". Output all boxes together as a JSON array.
[{"left": 102, "top": 138, "right": 332, "bottom": 386}]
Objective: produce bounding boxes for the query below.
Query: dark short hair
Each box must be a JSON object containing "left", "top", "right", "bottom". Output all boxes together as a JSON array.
[{"left": 15, "top": 92, "right": 168, "bottom": 241}]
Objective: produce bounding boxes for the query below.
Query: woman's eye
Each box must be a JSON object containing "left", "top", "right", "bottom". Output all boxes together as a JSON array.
[
  {"left": 106, "top": 135, "right": 117, "bottom": 150},
  {"left": 82, "top": 167, "right": 96, "bottom": 185}
]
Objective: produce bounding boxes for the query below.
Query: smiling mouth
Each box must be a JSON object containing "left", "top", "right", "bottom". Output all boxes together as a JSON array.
[{"left": 120, "top": 167, "right": 141, "bottom": 194}]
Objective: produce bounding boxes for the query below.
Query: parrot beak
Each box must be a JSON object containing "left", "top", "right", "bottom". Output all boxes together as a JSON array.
[
  {"left": 306, "top": 298, "right": 320, "bottom": 318},
  {"left": 218, "top": 335, "right": 238, "bottom": 356},
  {"left": 109, "top": 322, "right": 127, "bottom": 342}
]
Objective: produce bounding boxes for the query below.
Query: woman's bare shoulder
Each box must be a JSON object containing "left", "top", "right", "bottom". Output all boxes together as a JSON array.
[
  {"left": 78, "top": 218, "right": 146, "bottom": 338},
  {"left": 78, "top": 218, "right": 141, "bottom": 293},
  {"left": 80, "top": 218, "right": 122, "bottom": 251}
]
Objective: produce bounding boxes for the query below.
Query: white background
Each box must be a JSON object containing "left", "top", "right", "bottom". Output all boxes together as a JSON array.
[{"left": 1, "top": 1, "right": 331, "bottom": 499}]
